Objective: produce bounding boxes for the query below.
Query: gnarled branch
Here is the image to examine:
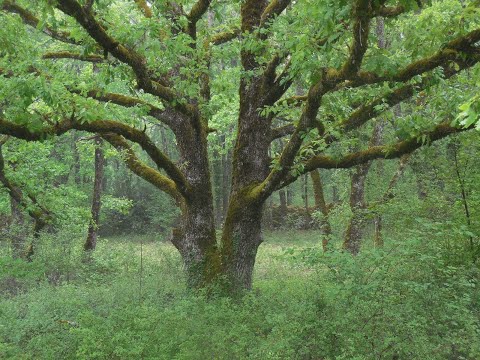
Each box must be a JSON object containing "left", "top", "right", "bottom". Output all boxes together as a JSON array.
[
  {"left": 101, "top": 133, "right": 183, "bottom": 202},
  {"left": 56, "top": 0, "right": 195, "bottom": 117},
  {"left": 0, "top": 116, "right": 191, "bottom": 198}
]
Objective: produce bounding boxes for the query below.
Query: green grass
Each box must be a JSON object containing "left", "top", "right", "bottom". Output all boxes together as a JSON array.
[{"left": 1, "top": 230, "right": 479, "bottom": 359}]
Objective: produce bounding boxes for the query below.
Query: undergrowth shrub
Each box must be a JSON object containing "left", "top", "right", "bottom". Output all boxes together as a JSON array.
[
  {"left": 0, "top": 231, "right": 478, "bottom": 359},
  {"left": 290, "top": 237, "right": 480, "bottom": 359}
]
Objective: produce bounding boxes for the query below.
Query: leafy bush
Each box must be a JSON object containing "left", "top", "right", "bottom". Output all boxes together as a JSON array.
[{"left": 290, "top": 238, "right": 480, "bottom": 359}]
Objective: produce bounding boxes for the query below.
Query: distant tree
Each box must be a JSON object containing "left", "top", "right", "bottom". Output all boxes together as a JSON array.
[
  {"left": 1, "top": 0, "right": 479, "bottom": 292},
  {"left": 84, "top": 136, "right": 105, "bottom": 251}
]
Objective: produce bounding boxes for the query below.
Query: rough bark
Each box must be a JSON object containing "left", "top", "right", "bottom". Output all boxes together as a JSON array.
[
  {"left": 212, "top": 138, "right": 223, "bottom": 227},
  {"left": 169, "top": 116, "right": 220, "bottom": 290},
  {"left": 343, "top": 162, "right": 371, "bottom": 255}
]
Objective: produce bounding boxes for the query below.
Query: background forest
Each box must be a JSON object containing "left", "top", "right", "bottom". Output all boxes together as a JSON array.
[{"left": 1, "top": 0, "right": 480, "bottom": 359}]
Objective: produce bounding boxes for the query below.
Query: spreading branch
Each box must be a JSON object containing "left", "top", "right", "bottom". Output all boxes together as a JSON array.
[
  {"left": 55, "top": 0, "right": 195, "bottom": 117},
  {"left": 101, "top": 133, "right": 183, "bottom": 202},
  {"left": 0, "top": 116, "right": 191, "bottom": 199},
  {"left": 264, "top": 26, "right": 480, "bottom": 196},
  {"left": 308, "top": 122, "right": 469, "bottom": 171},
  {"left": 275, "top": 121, "right": 473, "bottom": 190},
  {"left": 70, "top": 89, "right": 176, "bottom": 127},
  {"left": 260, "top": 0, "right": 292, "bottom": 27},
  {"left": 42, "top": 51, "right": 105, "bottom": 63},
  {"left": 210, "top": 27, "right": 241, "bottom": 46}
]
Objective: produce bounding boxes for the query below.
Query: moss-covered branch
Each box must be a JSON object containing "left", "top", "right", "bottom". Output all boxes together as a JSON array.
[
  {"left": 134, "top": 0, "right": 153, "bottom": 18},
  {"left": 307, "top": 122, "right": 470, "bottom": 170},
  {"left": 270, "top": 124, "right": 295, "bottom": 141},
  {"left": 100, "top": 134, "right": 184, "bottom": 202},
  {"left": 336, "top": 50, "right": 480, "bottom": 135},
  {"left": 187, "top": 0, "right": 211, "bottom": 39},
  {"left": 260, "top": 0, "right": 292, "bottom": 26},
  {"left": 339, "top": 0, "right": 372, "bottom": 78},
  {"left": 55, "top": 0, "right": 195, "bottom": 117},
  {"left": 274, "top": 121, "right": 474, "bottom": 191},
  {"left": 210, "top": 27, "right": 241, "bottom": 46},
  {"left": 0, "top": 116, "right": 191, "bottom": 199},
  {"left": 375, "top": 5, "right": 405, "bottom": 18},
  {"left": 42, "top": 51, "right": 105, "bottom": 63},
  {"left": 70, "top": 89, "right": 177, "bottom": 127},
  {"left": 265, "top": 27, "right": 480, "bottom": 197}
]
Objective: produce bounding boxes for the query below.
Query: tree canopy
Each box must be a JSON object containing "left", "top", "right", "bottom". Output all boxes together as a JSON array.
[{"left": 1, "top": 0, "right": 480, "bottom": 291}]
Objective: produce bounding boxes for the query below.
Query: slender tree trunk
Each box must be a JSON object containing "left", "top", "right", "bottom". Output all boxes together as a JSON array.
[
  {"left": 373, "top": 154, "right": 411, "bottom": 247},
  {"left": 264, "top": 197, "right": 273, "bottom": 230},
  {"left": 279, "top": 189, "right": 287, "bottom": 218},
  {"left": 332, "top": 185, "right": 339, "bottom": 204},
  {"left": 373, "top": 216, "right": 383, "bottom": 247},
  {"left": 212, "top": 137, "right": 223, "bottom": 227},
  {"left": 344, "top": 123, "right": 383, "bottom": 254},
  {"left": 221, "top": 137, "right": 231, "bottom": 222},
  {"left": 343, "top": 162, "right": 371, "bottom": 254},
  {"left": 10, "top": 196, "right": 23, "bottom": 224},
  {"left": 303, "top": 174, "right": 309, "bottom": 212},
  {"left": 286, "top": 185, "right": 293, "bottom": 206},
  {"left": 311, "top": 170, "right": 332, "bottom": 251},
  {"left": 84, "top": 137, "right": 105, "bottom": 251}
]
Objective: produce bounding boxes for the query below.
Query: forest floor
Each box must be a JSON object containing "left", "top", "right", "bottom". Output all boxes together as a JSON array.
[{"left": 1, "top": 230, "right": 479, "bottom": 359}]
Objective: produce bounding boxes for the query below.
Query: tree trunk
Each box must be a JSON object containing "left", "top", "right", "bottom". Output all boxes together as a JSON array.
[
  {"left": 279, "top": 189, "right": 287, "bottom": 218},
  {"left": 212, "top": 137, "right": 223, "bottom": 227},
  {"left": 221, "top": 138, "right": 231, "bottom": 222},
  {"left": 84, "top": 137, "right": 105, "bottom": 251},
  {"left": 373, "top": 215, "right": 383, "bottom": 247},
  {"left": 168, "top": 116, "right": 220, "bottom": 290},
  {"left": 344, "top": 123, "right": 383, "bottom": 254},
  {"left": 221, "top": 197, "right": 264, "bottom": 292},
  {"left": 311, "top": 169, "right": 332, "bottom": 251},
  {"left": 343, "top": 162, "right": 371, "bottom": 255},
  {"left": 373, "top": 154, "right": 411, "bottom": 247},
  {"left": 286, "top": 185, "right": 293, "bottom": 206}
]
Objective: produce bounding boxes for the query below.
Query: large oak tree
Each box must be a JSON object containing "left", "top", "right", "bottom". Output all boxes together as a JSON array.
[{"left": 1, "top": 0, "right": 479, "bottom": 292}]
